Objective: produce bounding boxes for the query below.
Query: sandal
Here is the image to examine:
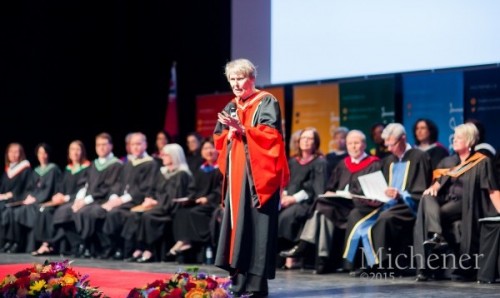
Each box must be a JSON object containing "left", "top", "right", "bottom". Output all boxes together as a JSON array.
[{"left": 31, "top": 243, "right": 53, "bottom": 256}]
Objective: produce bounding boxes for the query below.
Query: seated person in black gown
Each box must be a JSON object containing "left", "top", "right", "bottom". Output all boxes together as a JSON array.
[
  {"left": 168, "top": 137, "right": 221, "bottom": 258},
  {"left": 343, "top": 123, "right": 431, "bottom": 276},
  {"left": 277, "top": 127, "right": 328, "bottom": 269},
  {"left": 280, "top": 130, "right": 381, "bottom": 274},
  {"left": 414, "top": 123, "right": 500, "bottom": 281}
]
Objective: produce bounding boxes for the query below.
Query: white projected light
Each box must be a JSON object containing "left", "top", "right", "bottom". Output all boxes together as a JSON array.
[{"left": 269, "top": 0, "right": 500, "bottom": 84}]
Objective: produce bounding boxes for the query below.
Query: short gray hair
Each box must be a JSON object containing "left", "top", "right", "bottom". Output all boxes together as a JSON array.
[
  {"left": 225, "top": 58, "right": 257, "bottom": 81},
  {"left": 381, "top": 123, "right": 406, "bottom": 140},
  {"left": 346, "top": 129, "right": 366, "bottom": 143}
]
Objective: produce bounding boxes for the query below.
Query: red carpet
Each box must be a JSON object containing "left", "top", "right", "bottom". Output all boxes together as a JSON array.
[{"left": 0, "top": 263, "right": 172, "bottom": 298}]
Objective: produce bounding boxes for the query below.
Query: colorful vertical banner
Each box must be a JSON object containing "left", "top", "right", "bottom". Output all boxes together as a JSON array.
[
  {"left": 339, "top": 78, "right": 395, "bottom": 150},
  {"left": 164, "top": 62, "right": 179, "bottom": 138},
  {"left": 402, "top": 72, "right": 464, "bottom": 151},
  {"left": 195, "top": 87, "right": 286, "bottom": 138},
  {"left": 291, "top": 83, "right": 340, "bottom": 154},
  {"left": 464, "top": 67, "right": 500, "bottom": 150},
  {"left": 196, "top": 93, "right": 234, "bottom": 137}
]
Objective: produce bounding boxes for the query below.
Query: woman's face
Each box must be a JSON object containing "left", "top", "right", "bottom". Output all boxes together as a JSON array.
[
  {"left": 156, "top": 132, "right": 168, "bottom": 151},
  {"left": 68, "top": 142, "right": 83, "bottom": 164},
  {"left": 161, "top": 152, "right": 173, "bottom": 167},
  {"left": 7, "top": 144, "right": 21, "bottom": 163},
  {"left": 299, "top": 130, "right": 316, "bottom": 154},
  {"left": 228, "top": 72, "right": 255, "bottom": 99},
  {"left": 187, "top": 136, "right": 200, "bottom": 153},
  {"left": 201, "top": 142, "right": 218, "bottom": 162},
  {"left": 37, "top": 146, "right": 49, "bottom": 165},
  {"left": 453, "top": 132, "right": 468, "bottom": 153},
  {"left": 415, "top": 121, "right": 430, "bottom": 143}
]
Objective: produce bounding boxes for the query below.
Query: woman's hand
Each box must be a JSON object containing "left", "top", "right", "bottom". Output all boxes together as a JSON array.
[
  {"left": 280, "top": 195, "right": 297, "bottom": 208},
  {"left": 423, "top": 182, "right": 440, "bottom": 196},
  {"left": 217, "top": 111, "right": 245, "bottom": 134}
]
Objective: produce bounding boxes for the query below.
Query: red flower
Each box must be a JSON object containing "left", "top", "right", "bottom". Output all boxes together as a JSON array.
[
  {"left": 205, "top": 277, "right": 218, "bottom": 290},
  {"left": 15, "top": 276, "right": 31, "bottom": 289},
  {"left": 167, "top": 288, "right": 183, "bottom": 298},
  {"left": 147, "top": 288, "right": 161, "bottom": 298},
  {"left": 184, "top": 281, "right": 196, "bottom": 292}
]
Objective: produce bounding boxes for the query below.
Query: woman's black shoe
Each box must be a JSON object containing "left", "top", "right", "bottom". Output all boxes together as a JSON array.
[
  {"left": 279, "top": 241, "right": 307, "bottom": 258},
  {"left": 6, "top": 242, "right": 18, "bottom": 253},
  {"left": 1, "top": 242, "right": 11, "bottom": 253}
]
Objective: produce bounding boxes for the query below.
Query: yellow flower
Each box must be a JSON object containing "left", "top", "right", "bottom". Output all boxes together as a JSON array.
[
  {"left": 28, "top": 280, "right": 46, "bottom": 295},
  {"left": 61, "top": 273, "right": 78, "bottom": 286},
  {"left": 185, "top": 288, "right": 205, "bottom": 298},
  {"left": 194, "top": 279, "right": 207, "bottom": 289}
]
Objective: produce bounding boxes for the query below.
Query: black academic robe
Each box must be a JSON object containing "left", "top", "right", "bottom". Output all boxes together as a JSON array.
[
  {"left": 173, "top": 164, "right": 222, "bottom": 244},
  {"left": 213, "top": 92, "right": 289, "bottom": 285},
  {"left": 325, "top": 151, "right": 348, "bottom": 181},
  {"left": 0, "top": 163, "right": 32, "bottom": 245},
  {"left": 14, "top": 164, "right": 62, "bottom": 229},
  {"left": 40, "top": 163, "right": 90, "bottom": 245},
  {"left": 133, "top": 169, "right": 193, "bottom": 246},
  {"left": 102, "top": 156, "right": 158, "bottom": 237},
  {"left": 278, "top": 155, "right": 327, "bottom": 243},
  {"left": 186, "top": 151, "right": 204, "bottom": 174},
  {"left": 416, "top": 152, "right": 500, "bottom": 279},
  {"left": 418, "top": 143, "right": 449, "bottom": 170},
  {"left": 73, "top": 158, "right": 123, "bottom": 240},
  {"left": 315, "top": 155, "right": 381, "bottom": 227},
  {"left": 344, "top": 148, "right": 431, "bottom": 269},
  {"left": 7, "top": 164, "right": 61, "bottom": 252}
]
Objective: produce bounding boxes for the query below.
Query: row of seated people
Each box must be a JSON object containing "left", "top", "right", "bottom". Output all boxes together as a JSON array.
[
  {"left": 0, "top": 132, "right": 222, "bottom": 264},
  {"left": 276, "top": 123, "right": 500, "bottom": 284}
]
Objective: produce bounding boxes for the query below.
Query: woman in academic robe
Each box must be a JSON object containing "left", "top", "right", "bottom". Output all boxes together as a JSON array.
[
  {"left": 0, "top": 143, "right": 33, "bottom": 253},
  {"left": 125, "top": 143, "right": 193, "bottom": 263},
  {"left": 168, "top": 137, "right": 221, "bottom": 256},
  {"left": 277, "top": 127, "right": 328, "bottom": 269},
  {"left": 10, "top": 143, "right": 61, "bottom": 253},
  {"left": 31, "top": 140, "right": 90, "bottom": 256},
  {"left": 412, "top": 118, "right": 449, "bottom": 170},
  {"left": 414, "top": 123, "right": 500, "bottom": 281}
]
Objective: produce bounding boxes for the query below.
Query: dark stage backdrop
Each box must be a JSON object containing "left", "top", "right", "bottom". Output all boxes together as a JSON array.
[{"left": 0, "top": 0, "right": 231, "bottom": 168}]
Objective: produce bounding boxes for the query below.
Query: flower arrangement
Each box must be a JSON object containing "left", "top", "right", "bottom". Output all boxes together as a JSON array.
[
  {"left": 0, "top": 260, "right": 104, "bottom": 298},
  {"left": 126, "top": 266, "right": 232, "bottom": 298}
]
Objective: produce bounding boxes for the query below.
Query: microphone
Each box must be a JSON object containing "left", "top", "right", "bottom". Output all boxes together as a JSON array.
[{"left": 228, "top": 102, "right": 237, "bottom": 118}]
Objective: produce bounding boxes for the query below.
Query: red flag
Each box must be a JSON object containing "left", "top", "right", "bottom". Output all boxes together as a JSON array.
[{"left": 164, "top": 61, "right": 178, "bottom": 138}]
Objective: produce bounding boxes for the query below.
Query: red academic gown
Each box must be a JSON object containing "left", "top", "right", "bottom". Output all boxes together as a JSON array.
[{"left": 213, "top": 90, "right": 289, "bottom": 279}]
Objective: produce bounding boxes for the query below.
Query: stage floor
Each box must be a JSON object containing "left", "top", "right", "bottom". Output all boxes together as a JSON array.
[{"left": 1, "top": 253, "right": 498, "bottom": 297}]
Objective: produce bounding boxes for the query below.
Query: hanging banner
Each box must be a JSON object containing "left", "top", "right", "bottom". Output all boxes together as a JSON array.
[
  {"left": 196, "top": 93, "right": 234, "bottom": 137},
  {"left": 291, "top": 83, "right": 340, "bottom": 154},
  {"left": 402, "top": 72, "right": 464, "bottom": 151},
  {"left": 464, "top": 67, "right": 500, "bottom": 150},
  {"left": 339, "top": 78, "right": 395, "bottom": 150}
]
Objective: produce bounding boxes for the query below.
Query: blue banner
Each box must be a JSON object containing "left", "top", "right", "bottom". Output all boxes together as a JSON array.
[
  {"left": 402, "top": 72, "right": 464, "bottom": 152},
  {"left": 464, "top": 67, "right": 500, "bottom": 151}
]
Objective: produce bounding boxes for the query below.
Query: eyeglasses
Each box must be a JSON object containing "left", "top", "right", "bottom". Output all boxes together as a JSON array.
[{"left": 385, "top": 137, "right": 401, "bottom": 148}]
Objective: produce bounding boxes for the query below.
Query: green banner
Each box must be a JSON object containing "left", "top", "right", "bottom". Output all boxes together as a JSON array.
[{"left": 340, "top": 78, "right": 395, "bottom": 150}]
